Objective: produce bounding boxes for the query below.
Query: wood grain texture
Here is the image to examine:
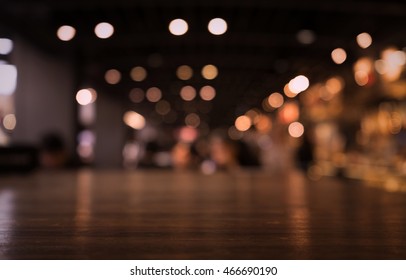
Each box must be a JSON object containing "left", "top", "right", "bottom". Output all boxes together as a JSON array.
[{"left": 1, "top": 169, "right": 405, "bottom": 259}]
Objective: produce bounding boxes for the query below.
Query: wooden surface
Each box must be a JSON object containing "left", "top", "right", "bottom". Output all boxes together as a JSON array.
[{"left": 0, "top": 169, "right": 405, "bottom": 259}]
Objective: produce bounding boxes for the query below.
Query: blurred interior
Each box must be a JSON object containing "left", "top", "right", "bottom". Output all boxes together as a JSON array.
[
  {"left": 1, "top": 0, "right": 406, "bottom": 260},
  {"left": 0, "top": 0, "right": 406, "bottom": 186},
  {"left": 1, "top": 0, "right": 406, "bottom": 191}
]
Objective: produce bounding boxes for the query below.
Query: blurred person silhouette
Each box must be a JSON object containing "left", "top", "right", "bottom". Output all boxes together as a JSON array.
[
  {"left": 209, "top": 135, "right": 239, "bottom": 170},
  {"left": 39, "top": 132, "right": 69, "bottom": 168},
  {"left": 138, "top": 141, "right": 159, "bottom": 168},
  {"left": 171, "top": 141, "right": 200, "bottom": 170},
  {"left": 236, "top": 140, "right": 260, "bottom": 167},
  {"left": 260, "top": 122, "right": 295, "bottom": 172},
  {"left": 122, "top": 139, "right": 143, "bottom": 169},
  {"left": 209, "top": 133, "right": 260, "bottom": 171},
  {"left": 295, "top": 128, "right": 315, "bottom": 172}
]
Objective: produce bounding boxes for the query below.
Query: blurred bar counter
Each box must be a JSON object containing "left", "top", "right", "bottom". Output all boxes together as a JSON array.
[
  {"left": 309, "top": 158, "right": 406, "bottom": 193},
  {"left": 1, "top": 169, "right": 406, "bottom": 259}
]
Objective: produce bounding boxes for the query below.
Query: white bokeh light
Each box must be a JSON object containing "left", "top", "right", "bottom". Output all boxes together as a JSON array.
[
  {"left": 76, "top": 89, "right": 93, "bottom": 106},
  {"left": 288, "top": 122, "right": 304, "bottom": 138},
  {"left": 169, "top": 19, "right": 188, "bottom": 36},
  {"left": 95, "top": 22, "right": 114, "bottom": 39},
  {"left": 0, "top": 38, "right": 13, "bottom": 55},
  {"left": 208, "top": 18, "right": 228, "bottom": 35},
  {"left": 57, "top": 25, "right": 76, "bottom": 41},
  {"left": 0, "top": 64, "right": 17, "bottom": 95},
  {"left": 288, "top": 75, "right": 310, "bottom": 94}
]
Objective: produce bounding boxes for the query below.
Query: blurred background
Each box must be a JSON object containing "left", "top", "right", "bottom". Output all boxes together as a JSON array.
[{"left": 0, "top": 0, "right": 405, "bottom": 189}]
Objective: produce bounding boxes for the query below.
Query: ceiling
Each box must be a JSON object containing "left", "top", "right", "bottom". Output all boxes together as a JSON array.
[{"left": 1, "top": 0, "right": 406, "bottom": 128}]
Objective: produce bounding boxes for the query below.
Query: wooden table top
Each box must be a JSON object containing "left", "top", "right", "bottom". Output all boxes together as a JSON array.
[{"left": 1, "top": 169, "right": 405, "bottom": 259}]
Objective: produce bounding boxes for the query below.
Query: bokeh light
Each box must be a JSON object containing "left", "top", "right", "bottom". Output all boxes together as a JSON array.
[
  {"left": 105, "top": 69, "right": 121, "bottom": 84},
  {"left": 245, "top": 108, "right": 260, "bottom": 123},
  {"left": 354, "top": 71, "right": 369, "bottom": 86},
  {"left": 180, "top": 85, "right": 197, "bottom": 101},
  {"left": 2, "top": 114, "right": 16, "bottom": 130},
  {"left": 176, "top": 65, "right": 193, "bottom": 80},
  {"left": 202, "top": 64, "right": 218, "bottom": 80},
  {"left": 76, "top": 89, "right": 91, "bottom": 106},
  {"left": 325, "top": 76, "right": 344, "bottom": 95},
  {"left": 378, "top": 48, "right": 406, "bottom": 82},
  {"left": 331, "top": 48, "right": 347, "bottom": 64},
  {"left": 78, "top": 99, "right": 96, "bottom": 125},
  {"left": 288, "top": 122, "right": 304, "bottom": 138},
  {"left": 146, "top": 87, "right": 162, "bottom": 102},
  {"left": 185, "top": 113, "right": 200, "bottom": 128},
  {"left": 201, "top": 160, "right": 217, "bottom": 175},
  {"left": 130, "top": 66, "right": 147, "bottom": 82},
  {"left": 288, "top": 75, "right": 310, "bottom": 94},
  {"left": 94, "top": 22, "right": 114, "bottom": 39},
  {"left": 77, "top": 130, "right": 95, "bottom": 161},
  {"left": 255, "top": 115, "right": 272, "bottom": 133},
  {"left": 268, "top": 92, "right": 284, "bottom": 108},
  {"left": 56, "top": 25, "right": 76, "bottom": 41},
  {"left": 178, "top": 126, "right": 198, "bottom": 143},
  {"left": 279, "top": 102, "right": 299, "bottom": 124},
  {"left": 129, "top": 88, "right": 145, "bottom": 103},
  {"left": 235, "top": 115, "right": 252, "bottom": 132},
  {"left": 319, "top": 85, "right": 334, "bottom": 101},
  {"left": 356, "top": 32, "right": 372, "bottom": 49},
  {"left": 199, "top": 85, "right": 216, "bottom": 101},
  {"left": 0, "top": 64, "right": 17, "bottom": 95},
  {"left": 375, "top": 59, "right": 386, "bottom": 74},
  {"left": 169, "top": 19, "right": 188, "bottom": 36},
  {"left": 353, "top": 57, "right": 373, "bottom": 86},
  {"left": 208, "top": 18, "right": 228, "bottom": 35},
  {"left": 390, "top": 50, "right": 406, "bottom": 66},
  {"left": 123, "top": 111, "right": 146, "bottom": 130},
  {"left": 0, "top": 38, "right": 13, "bottom": 55},
  {"left": 283, "top": 83, "right": 297, "bottom": 98},
  {"left": 262, "top": 98, "right": 272, "bottom": 112},
  {"left": 76, "top": 89, "right": 97, "bottom": 105}
]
